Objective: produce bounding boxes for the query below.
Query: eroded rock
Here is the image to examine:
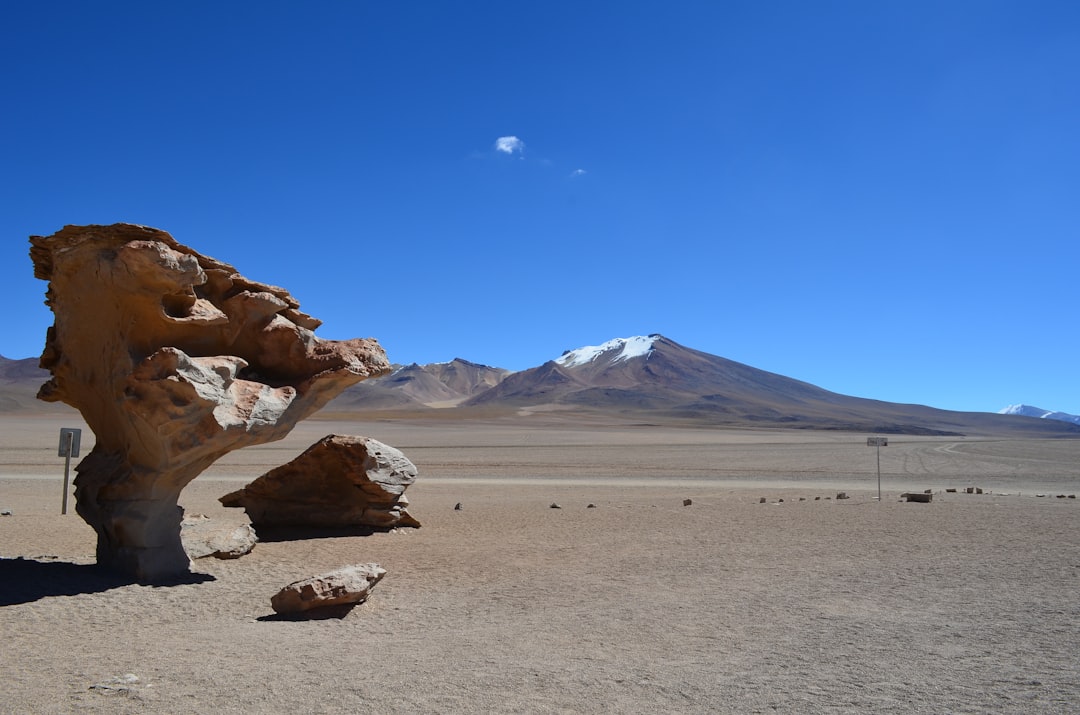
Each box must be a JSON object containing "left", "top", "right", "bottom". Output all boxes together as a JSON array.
[
  {"left": 271, "top": 563, "right": 386, "bottom": 614},
  {"left": 221, "top": 434, "right": 419, "bottom": 530},
  {"left": 30, "top": 224, "right": 389, "bottom": 581}
]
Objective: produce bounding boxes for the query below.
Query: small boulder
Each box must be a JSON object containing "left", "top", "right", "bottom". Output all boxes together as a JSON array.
[
  {"left": 682, "top": 498, "right": 693, "bottom": 507},
  {"left": 271, "top": 563, "right": 386, "bottom": 614},
  {"left": 549, "top": 503, "right": 562, "bottom": 509}
]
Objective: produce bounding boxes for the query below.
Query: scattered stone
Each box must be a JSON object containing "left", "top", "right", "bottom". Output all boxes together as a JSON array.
[
  {"left": 221, "top": 435, "right": 419, "bottom": 531},
  {"left": 682, "top": 498, "right": 693, "bottom": 507},
  {"left": 586, "top": 503, "right": 597, "bottom": 509},
  {"left": 966, "top": 487, "right": 975, "bottom": 494},
  {"left": 1057, "top": 495, "right": 1067, "bottom": 499},
  {"left": 454, "top": 502, "right": 463, "bottom": 511},
  {"left": 0, "top": 508, "right": 12, "bottom": 516},
  {"left": 29, "top": 224, "right": 389, "bottom": 581},
  {"left": 924, "top": 489, "right": 933, "bottom": 494},
  {"left": 946, "top": 488, "right": 957, "bottom": 493},
  {"left": 836, "top": 492, "right": 849, "bottom": 500},
  {"left": 901, "top": 492, "right": 933, "bottom": 503},
  {"left": 89, "top": 674, "right": 140, "bottom": 696},
  {"left": 777, "top": 498, "right": 784, "bottom": 503},
  {"left": 1070, "top": 495, "right": 1076, "bottom": 499},
  {"left": 814, "top": 496, "right": 821, "bottom": 501},
  {"left": 759, "top": 497, "right": 767, "bottom": 504},
  {"left": 181, "top": 519, "right": 257, "bottom": 560},
  {"left": 550, "top": 503, "right": 562, "bottom": 509},
  {"left": 271, "top": 563, "right": 386, "bottom": 614},
  {"left": 975, "top": 488, "right": 983, "bottom": 494},
  {"left": 799, "top": 497, "right": 806, "bottom": 501}
]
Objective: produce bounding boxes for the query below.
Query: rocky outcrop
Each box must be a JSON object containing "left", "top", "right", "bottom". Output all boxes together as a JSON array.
[
  {"left": 30, "top": 224, "right": 389, "bottom": 581},
  {"left": 220, "top": 434, "right": 419, "bottom": 530},
  {"left": 271, "top": 563, "right": 386, "bottom": 614}
]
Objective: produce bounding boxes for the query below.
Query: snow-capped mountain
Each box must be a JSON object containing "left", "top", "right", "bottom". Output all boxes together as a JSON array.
[
  {"left": 462, "top": 335, "right": 1080, "bottom": 436},
  {"left": 998, "top": 404, "right": 1080, "bottom": 426},
  {"left": 555, "top": 335, "right": 659, "bottom": 368}
]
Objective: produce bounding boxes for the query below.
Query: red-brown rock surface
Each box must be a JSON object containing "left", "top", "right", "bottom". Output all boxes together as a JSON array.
[
  {"left": 221, "top": 434, "right": 420, "bottom": 530},
  {"left": 30, "top": 223, "right": 389, "bottom": 581}
]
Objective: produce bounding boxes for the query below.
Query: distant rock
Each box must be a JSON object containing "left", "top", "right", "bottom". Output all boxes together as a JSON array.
[
  {"left": 271, "top": 563, "right": 386, "bottom": 614},
  {"left": 221, "top": 434, "right": 420, "bottom": 530}
]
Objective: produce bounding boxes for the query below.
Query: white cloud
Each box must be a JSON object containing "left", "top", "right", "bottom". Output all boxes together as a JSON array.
[
  {"left": 570, "top": 168, "right": 587, "bottom": 177},
  {"left": 495, "top": 136, "right": 525, "bottom": 155}
]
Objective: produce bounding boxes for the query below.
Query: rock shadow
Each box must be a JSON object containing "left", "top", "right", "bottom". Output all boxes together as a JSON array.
[
  {"left": 256, "top": 603, "right": 358, "bottom": 621},
  {"left": 251, "top": 524, "right": 388, "bottom": 543},
  {"left": 0, "top": 557, "right": 214, "bottom": 606}
]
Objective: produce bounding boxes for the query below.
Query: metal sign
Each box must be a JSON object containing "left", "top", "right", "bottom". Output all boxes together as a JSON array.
[{"left": 59, "top": 428, "right": 82, "bottom": 458}]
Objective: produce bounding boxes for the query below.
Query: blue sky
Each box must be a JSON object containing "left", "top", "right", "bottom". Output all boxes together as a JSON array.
[{"left": 2, "top": 2, "right": 1077, "bottom": 414}]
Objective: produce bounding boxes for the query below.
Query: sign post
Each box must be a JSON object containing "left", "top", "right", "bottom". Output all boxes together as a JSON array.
[
  {"left": 867, "top": 437, "right": 888, "bottom": 502},
  {"left": 58, "top": 428, "right": 82, "bottom": 515}
]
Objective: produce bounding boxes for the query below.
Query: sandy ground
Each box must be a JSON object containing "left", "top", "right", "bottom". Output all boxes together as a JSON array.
[{"left": 1, "top": 414, "right": 1079, "bottom": 714}]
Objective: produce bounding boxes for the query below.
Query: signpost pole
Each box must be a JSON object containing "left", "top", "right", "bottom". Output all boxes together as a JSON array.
[
  {"left": 876, "top": 441, "right": 881, "bottom": 503},
  {"left": 61, "top": 431, "right": 73, "bottom": 515},
  {"left": 58, "top": 427, "right": 81, "bottom": 516},
  {"left": 867, "top": 437, "right": 887, "bottom": 502}
]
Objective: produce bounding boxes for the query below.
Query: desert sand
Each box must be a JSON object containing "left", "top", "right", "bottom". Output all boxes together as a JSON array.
[{"left": 2, "top": 413, "right": 1079, "bottom": 713}]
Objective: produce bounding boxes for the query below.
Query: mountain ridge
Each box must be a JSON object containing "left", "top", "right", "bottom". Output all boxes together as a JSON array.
[{"left": 3, "top": 338, "right": 1078, "bottom": 437}]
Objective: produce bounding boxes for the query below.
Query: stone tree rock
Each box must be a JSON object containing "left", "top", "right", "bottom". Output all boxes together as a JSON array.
[
  {"left": 30, "top": 224, "right": 389, "bottom": 581},
  {"left": 220, "top": 434, "right": 420, "bottom": 530}
]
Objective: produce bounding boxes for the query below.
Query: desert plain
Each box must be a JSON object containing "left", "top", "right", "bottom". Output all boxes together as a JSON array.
[{"left": 1, "top": 411, "right": 1079, "bottom": 714}]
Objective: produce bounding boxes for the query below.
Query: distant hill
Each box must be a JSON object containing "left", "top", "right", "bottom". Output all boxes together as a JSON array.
[
  {"left": 0, "top": 355, "right": 69, "bottom": 413},
  {"left": 328, "top": 358, "right": 509, "bottom": 410},
  {"left": 999, "top": 404, "right": 1080, "bottom": 427}
]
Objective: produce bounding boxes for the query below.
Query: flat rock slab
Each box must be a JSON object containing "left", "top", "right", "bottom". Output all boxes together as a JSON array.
[
  {"left": 181, "top": 517, "right": 258, "bottom": 559},
  {"left": 271, "top": 563, "right": 386, "bottom": 614}
]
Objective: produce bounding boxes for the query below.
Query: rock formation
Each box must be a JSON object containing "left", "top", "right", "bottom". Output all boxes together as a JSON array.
[
  {"left": 30, "top": 224, "right": 389, "bottom": 581},
  {"left": 220, "top": 434, "right": 420, "bottom": 530},
  {"left": 271, "top": 563, "right": 386, "bottom": 614}
]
